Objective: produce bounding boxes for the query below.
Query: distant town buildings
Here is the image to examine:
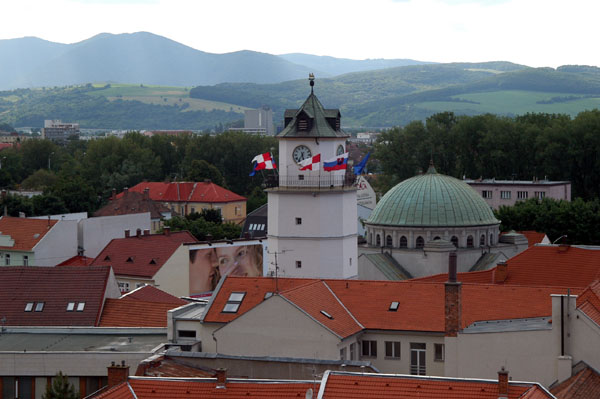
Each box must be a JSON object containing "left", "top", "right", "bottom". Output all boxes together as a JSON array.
[
  {"left": 41, "top": 119, "right": 80, "bottom": 142},
  {"left": 464, "top": 177, "right": 571, "bottom": 209},
  {"left": 231, "top": 106, "right": 275, "bottom": 135}
]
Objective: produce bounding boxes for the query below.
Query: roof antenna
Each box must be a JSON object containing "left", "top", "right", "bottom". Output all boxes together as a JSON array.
[{"left": 309, "top": 73, "right": 315, "bottom": 93}]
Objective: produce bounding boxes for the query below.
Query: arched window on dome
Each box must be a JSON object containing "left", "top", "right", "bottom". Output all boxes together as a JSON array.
[
  {"left": 376, "top": 234, "right": 381, "bottom": 247},
  {"left": 489, "top": 233, "right": 494, "bottom": 245},
  {"left": 480, "top": 234, "right": 486, "bottom": 246},
  {"left": 386, "top": 235, "right": 393, "bottom": 247},
  {"left": 451, "top": 236, "right": 459, "bottom": 247},
  {"left": 400, "top": 236, "right": 408, "bottom": 248},
  {"left": 416, "top": 236, "right": 424, "bottom": 249},
  {"left": 467, "top": 235, "right": 474, "bottom": 248}
]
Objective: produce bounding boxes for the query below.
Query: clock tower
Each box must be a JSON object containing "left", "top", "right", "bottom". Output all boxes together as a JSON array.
[{"left": 266, "top": 76, "right": 358, "bottom": 279}]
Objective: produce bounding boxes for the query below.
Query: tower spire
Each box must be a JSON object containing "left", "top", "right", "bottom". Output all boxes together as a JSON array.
[{"left": 309, "top": 73, "right": 315, "bottom": 93}]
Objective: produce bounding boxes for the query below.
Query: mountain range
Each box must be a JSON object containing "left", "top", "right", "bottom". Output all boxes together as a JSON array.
[{"left": 0, "top": 32, "right": 430, "bottom": 90}]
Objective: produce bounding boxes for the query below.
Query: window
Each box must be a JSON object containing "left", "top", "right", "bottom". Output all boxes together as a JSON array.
[
  {"left": 178, "top": 330, "right": 197, "bottom": 338},
  {"left": 350, "top": 343, "right": 356, "bottom": 360},
  {"left": 35, "top": 302, "right": 44, "bottom": 312},
  {"left": 467, "top": 235, "right": 474, "bottom": 248},
  {"left": 410, "top": 343, "right": 426, "bottom": 375},
  {"left": 340, "top": 347, "right": 347, "bottom": 361},
  {"left": 480, "top": 234, "right": 486, "bottom": 246},
  {"left": 295, "top": 217, "right": 302, "bottom": 225},
  {"left": 264, "top": 292, "right": 273, "bottom": 300},
  {"left": 389, "top": 301, "right": 400, "bottom": 311},
  {"left": 434, "top": 343, "right": 445, "bottom": 362},
  {"left": 482, "top": 190, "right": 492, "bottom": 199},
  {"left": 517, "top": 191, "right": 528, "bottom": 199},
  {"left": 320, "top": 310, "right": 333, "bottom": 319},
  {"left": 501, "top": 191, "right": 511, "bottom": 199},
  {"left": 66, "top": 302, "right": 75, "bottom": 311},
  {"left": 235, "top": 206, "right": 241, "bottom": 216},
  {"left": 76, "top": 302, "right": 85, "bottom": 312},
  {"left": 535, "top": 191, "right": 546, "bottom": 199},
  {"left": 385, "top": 341, "right": 401, "bottom": 359},
  {"left": 400, "top": 236, "right": 407, "bottom": 248},
  {"left": 190, "top": 207, "right": 196, "bottom": 214},
  {"left": 5, "top": 253, "right": 10, "bottom": 265},
  {"left": 296, "top": 260, "right": 302, "bottom": 269},
  {"left": 24, "top": 302, "right": 34, "bottom": 312},
  {"left": 118, "top": 282, "right": 130, "bottom": 292},
  {"left": 386, "top": 235, "right": 393, "bottom": 247},
  {"left": 361, "top": 340, "right": 377, "bottom": 358},
  {"left": 298, "top": 174, "right": 305, "bottom": 181},
  {"left": 416, "top": 236, "right": 424, "bottom": 249},
  {"left": 433, "top": 236, "right": 441, "bottom": 240},
  {"left": 376, "top": 234, "right": 381, "bottom": 246},
  {"left": 489, "top": 233, "right": 494, "bottom": 245},
  {"left": 23, "top": 256, "right": 29, "bottom": 266},
  {"left": 222, "top": 292, "right": 246, "bottom": 313},
  {"left": 451, "top": 236, "right": 458, "bottom": 247}
]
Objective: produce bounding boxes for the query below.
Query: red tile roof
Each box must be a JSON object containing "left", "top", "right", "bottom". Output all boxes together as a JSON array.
[
  {"left": 57, "top": 255, "right": 94, "bottom": 267},
  {"left": 95, "top": 191, "right": 170, "bottom": 219},
  {"left": 519, "top": 231, "right": 549, "bottom": 247},
  {"left": 99, "top": 285, "right": 187, "bottom": 327},
  {"left": 205, "top": 276, "right": 575, "bottom": 336},
  {"left": 137, "top": 356, "right": 215, "bottom": 378},
  {"left": 413, "top": 245, "right": 600, "bottom": 288},
  {"left": 0, "top": 266, "right": 112, "bottom": 326},
  {"left": 576, "top": 280, "right": 600, "bottom": 327},
  {"left": 318, "top": 372, "right": 553, "bottom": 399},
  {"left": 551, "top": 363, "right": 600, "bottom": 399},
  {"left": 117, "top": 182, "right": 246, "bottom": 204},
  {"left": 91, "top": 231, "right": 196, "bottom": 278},
  {"left": 0, "top": 216, "right": 58, "bottom": 251},
  {"left": 93, "top": 377, "right": 317, "bottom": 399}
]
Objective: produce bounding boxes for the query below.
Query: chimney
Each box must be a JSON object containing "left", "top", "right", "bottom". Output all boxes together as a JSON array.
[
  {"left": 445, "top": 252, "right": 461, "bottom": 337},
  {"left": 136, "top": 228, "right": 142, "bottom": 237},
  {"left": 206, "top": 233, "right": 213, "bottom": 242},
  {"left": 111, "top": 188, "right": 116, "bottom": 200},
  {"left": 107, "top": 361, "right": 130, "bottom": 388},
  {"left": 494, "top": 262, "right": 508, "bottom": 284},
  {"left": 143, "top": 229, "right": 150, "bottom": 236},
  {"left": 124, "top": 229, "right": 130, "bottom": 238},
  {"left": 143, "top": 188, "right": 149, "bottom": 200},
  {"left": 124, "top": 187, "right": 129, "bottom": 197},
  {"left": 215, "top": 368, "right": 227, "bottom": 389},
  {"left": 498, "top": 367, "right": 509, "bottom": 399},
  {"left": 164, "top": 227, "right": 170, "bottom": 236}
]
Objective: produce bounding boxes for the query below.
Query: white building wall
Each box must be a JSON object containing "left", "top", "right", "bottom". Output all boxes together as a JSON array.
[
  {"left": 33, "top": 220, "right": 78, "bottom": 266},
  {"left": 152, "top": 244, "right": 190, "bottom": 297},
  {"left": 80, "top": 213, "right": 151, "bottom": 258}
]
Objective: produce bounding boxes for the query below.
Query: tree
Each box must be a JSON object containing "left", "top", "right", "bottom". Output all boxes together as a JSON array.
[
  {"left": 42, "top": 371, "right": 78, "bottom": 399},
  {"left": 185, "top": 160, "right": 225, "bottom": 186},
  {"left": 246, "top": 186, "right": 267, "bottom": 213},
  {"left": 21, "top": 169, "right": 58, "bottom": 191}
]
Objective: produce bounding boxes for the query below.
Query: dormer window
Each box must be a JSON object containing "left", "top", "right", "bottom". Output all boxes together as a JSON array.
[
  {"left": 298, "top": 118, "right": 309, "bottom": 131},
  {"left": 104, "top": 255, "right": 111, "bottom": 261},
  {"left": 35, "top": 302, "right": 44, "bottom": 312},
  {"left": 126, "top": 256, "right": 134, "bottom": 263},
  {"left": 149, "top": 259, "right": 157, "bottom": 265},
  {"left": 67, "top": 302, "right": 75, "bottom": 311},
  {"left": 24, "top": 302, "right": 34, "bottom": 312},
  {"left": 222, "top": 292, "right": 246, "bottom": 313}
]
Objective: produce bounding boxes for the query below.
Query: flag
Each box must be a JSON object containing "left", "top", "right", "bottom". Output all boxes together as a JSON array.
[
  {"left": 299, "top": 154, "right": 321, "bottom": 171},
  {"left": 249, "top": 152, "right": 277, "bottom": 176},
  {"left": 353, "top": 152, "right": 371, "bottom": 175},
  {"left": 323, "top": 152, "right": 348, "bottom": 171}
]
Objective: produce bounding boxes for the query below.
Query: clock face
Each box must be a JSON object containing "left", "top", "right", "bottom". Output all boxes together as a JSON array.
[
  {"left": 337, "top": 145, "right": 345, "bottom": 156},
  {"left": 293, "top": 145, "right": 312, "bottom": 163}
]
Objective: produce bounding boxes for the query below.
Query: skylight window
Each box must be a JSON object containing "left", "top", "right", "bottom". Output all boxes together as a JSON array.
[
  {"left": 67, "top": 302, "right": 75, "bottom": 311},
  {"left": 35, "top": 302, "right": 44, "bottom": 312},
  {"left": 389, "top": 301, "right": 400, "bottom": 311},
  {"left": 24, "top": 302, "right": 34, "bottom": 312},
  {"left": 222, "top": 292, "right": 246, "bottom": 313},
  {"left": 76, "top": 302, "right": 85, "bottom": 312},
  {"left": 320, "top": 310, "right": 333, "bottom": 319},
  {"left": 264, "top": 292, "right": 273, "bottom": 300}
]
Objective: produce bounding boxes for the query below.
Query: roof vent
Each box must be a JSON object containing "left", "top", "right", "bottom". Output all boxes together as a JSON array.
[{"left": 126, "top": 257, "right": 134, "bottom": 263}]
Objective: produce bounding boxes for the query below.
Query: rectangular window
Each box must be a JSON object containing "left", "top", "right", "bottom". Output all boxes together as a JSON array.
[
  {"left": 177, "top": 330, "right": 197, "bottom": 338},
  {"left": 385, "top": 341, "right": 401, "bottom": 359},
  {"left": 389, "top": 301, "right": 400, "bottom": 311},
  {"left": 5, "top": 253, "right": 10, "bottom": 266},
  {"left": 235, "top": 206, "right": 241, "bottom": 216},
  {"left": 222, "top": 292, "right": 246, "bottom": 313},
  {"left": 295, "top": 217, "right": 302, "bottom": 225},
  {"left": 481, "top": 190, "right": 493, "bottom": 199},
  {"left": 434, "top": 343, "right": 445, "bottom": 362},
  {"left": 190, "top": 207, "right": 196, "bottom": 214},
  {"left": 298, "top": 174, "right": 305, "bottom": 181},
  {"left": 410, "top": 343, "right": 426, "bottom": 375},
  {"left": 34, "top": 302, "right": 44, "bottom": 312},
  {"left": 361, "top": 340, "right": 377, "bottom": 358},
  {"left": 501, "top": 191, "right": 511, "bottom": 199},
  {"left": 23, "top": 256, "right": 29, "bottom": 266},
  {"left": 535, "top": 191, "right": 546, "bottom": 199},
  {"left": 24, "top": 302, "right": 34, "bottom": 312},
  {"left": 296, "top": 260, "right": 302, "bottom": 268},
  {"left": 340, "top": 347, "right": 346, "bottom": 361},
  {"left": 517, "top": 191, "right": 528, "bottom": 199},
  {"left": 66, "top": 302, "right": 75, "bottom": 312},
  {"left": 350, "top": 343, "right": 356, "bottom": 360},
  {"left": 76, "top": 302, "right": 85, "bottom": 312}
]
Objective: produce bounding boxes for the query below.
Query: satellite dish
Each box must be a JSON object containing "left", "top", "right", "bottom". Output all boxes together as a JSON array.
[{"left": 305, "top": 388, "right": 313, "bottom": 399}]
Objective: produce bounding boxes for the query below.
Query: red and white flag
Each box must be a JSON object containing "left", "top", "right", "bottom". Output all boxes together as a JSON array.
[{"left": 299, "top": 154, "right": 321, "bottom": 171}]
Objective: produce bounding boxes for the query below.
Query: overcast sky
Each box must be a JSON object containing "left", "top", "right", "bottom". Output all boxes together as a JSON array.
[{"left": 1, "top": 0, "right": 598, "bottom": 68}]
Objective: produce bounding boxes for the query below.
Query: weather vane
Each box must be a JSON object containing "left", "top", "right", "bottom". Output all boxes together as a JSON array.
[{"left": 309, "top": 73, "right": 315, "bottom": 92}]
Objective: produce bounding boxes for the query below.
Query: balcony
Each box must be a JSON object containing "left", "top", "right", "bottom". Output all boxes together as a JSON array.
[{"left": 264, "top": 174, "right": 357, "bottom": 191}]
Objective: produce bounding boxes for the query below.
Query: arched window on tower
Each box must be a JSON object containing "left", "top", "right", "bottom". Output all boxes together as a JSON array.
[
  {"left": 386, "top": 235, "right": 393, "bottom": 247},
  {"left": 433, "top": 236, "right": 441, "bottom": 240},
  {"left": 467, "top": 235, "right": 474, "bottom": 248},
  {"left": 451, "top": 236, "right": 459, "bottom": 247},
  {"left": 490, "top": 233, "right": 494, "bottom": 245},
  {"left": 376, "top": 234, "right": 381, "bottom": 247},
  {"left": 416, "top": 236, "right": 424, "bottom": 248},
  {"left": 480, "top": 234, "right": 486, "bottom": 246},
  {"left": 400, "top": 236, "right": 408, "bottom": 248}
]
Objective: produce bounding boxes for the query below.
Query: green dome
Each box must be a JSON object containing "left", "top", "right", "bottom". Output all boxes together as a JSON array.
[{"left": 367, "top": 165, "right": 499, "bottom": 227}]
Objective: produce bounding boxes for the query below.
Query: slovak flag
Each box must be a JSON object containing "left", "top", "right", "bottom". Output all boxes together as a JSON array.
[
  {"left": 299, "top": 154, "right": 321, "bottom": 171},
  {"left": 249, "top": 152, "right": 277, "bottom": 176},
  {"left": 323, "top": 152, "right": 349, "bottom": 171}
]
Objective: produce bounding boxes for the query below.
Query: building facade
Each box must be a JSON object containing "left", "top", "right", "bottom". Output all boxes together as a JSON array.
[{"left": 464, "top": 178, "right": 571, "bottom": 209}]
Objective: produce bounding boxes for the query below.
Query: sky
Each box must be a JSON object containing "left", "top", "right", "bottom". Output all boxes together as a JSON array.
[{"left": 1, "top": 0, "right": 598, "bottom": 68}]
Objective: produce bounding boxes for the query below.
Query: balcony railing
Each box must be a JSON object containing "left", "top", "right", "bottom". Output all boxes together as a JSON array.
[{"left": 265, "top": 174, "right": 357, "bottom": 189}]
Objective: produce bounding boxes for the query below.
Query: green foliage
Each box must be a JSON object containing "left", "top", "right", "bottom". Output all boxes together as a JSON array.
[
  {"left": 164, "top": 214, "right": 241, "bottom": 241},
  {"left": 495, "top": 198, "right": 600, "bottom": 245},
  {"left": 42, "top": 371, "right": 78, "bottom": 399},
  {"left": 48, "top": 176, "right": 99, "bottom": 213},
  {"left": 186, "top": 160, "right": 225, "bottom": 187},
  {"left": 246, "top": 186, "right": 267, "bottom": 213},
  {"left": 21, "top": 169, "right": 58, "bottom": 190}
]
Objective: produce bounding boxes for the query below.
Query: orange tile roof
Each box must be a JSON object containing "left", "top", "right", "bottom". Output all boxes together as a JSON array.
[
  {"left": 205, "top": 276, "right": 575, "bottom": 335},
  {"left": 93, "top": 377, "right": 317, "bottom": 399},
  {"left": 0, "top": 216, "right": 58, "bottom": 251},
  {"left": 319, "top": 372, "right": 553, "bottom": 399},
  {"left": 551, "top": 363, "right": 600, "bottom": 399},
  {"left": 519, "top": 231, "right": 548, "bottom": 247},
  {"left": 137, "top": 357, "right": 215, "bottom": 378},
  {"left": 123, "top": 285, "right": 187, "bottom": 305},
  {"left": 413, "top": 245, "right": 600, "bottom": 288},
  {"left": 95, "top": 190, "right": 170, "bottom": 219},
  {"left": 57, "top": 255, "right": 94, "bottom": 267},
  {"left": 576, "top": 280, "right": 600, "bottom": 327},
  {"left": 91, "top": 231, "right": 196, "bottom": 278},
  {"left": 117, "top": 181, "right": 246, "bottom": 204}
]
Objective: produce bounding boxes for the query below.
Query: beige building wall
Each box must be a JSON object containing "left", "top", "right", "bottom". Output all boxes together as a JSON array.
[
  {"left": 152, "top": 244, "right": 190, "bottom": 297},
  {"left": 214, "top": 295, "right": 340, "bottom": 359},
  {"left": 166, "top": 201, "right": 246, "bottom": 224},
  {"left": 116, "top": 276, "right": 155, "bottom": 293}
]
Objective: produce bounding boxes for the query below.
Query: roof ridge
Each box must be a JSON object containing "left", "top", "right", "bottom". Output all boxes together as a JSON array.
[
  {"left": 322, "top": 281, "right": 364, "bottom": 329},
  {"left": 278, "top": 289, "right": 344, "bottom": 339}
]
